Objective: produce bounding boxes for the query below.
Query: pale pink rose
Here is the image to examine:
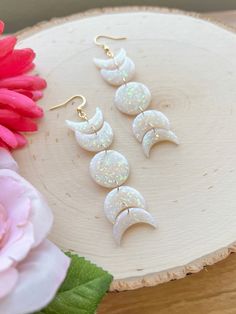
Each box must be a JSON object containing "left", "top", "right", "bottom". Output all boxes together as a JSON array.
[{"left": 0, "top": 148, "right": 70, "bottom": 314}]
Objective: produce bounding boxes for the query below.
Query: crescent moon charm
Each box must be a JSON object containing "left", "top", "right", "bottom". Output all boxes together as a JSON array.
[
  {"left": 104, "top": 186, "right": 146, "bottom": 224},
  {"left": 75, "top": 121, "right": 113, "bottom": 152},
  {"left": 66, "top": 107, "right": 103, "bottom": 134},
  {"left": 101, "top": 57, "right": 135, "bottom": 86},
  {"left": 94, "top": 49, "right": 135, "bottom": 86},
  {"left": 132, "top": 110, "right": 170, "bottom": 142},
  {"left": 113, "top": 208, "right": 157, "bottom": 245},
  {"left": 142, "top": 128, "right": 179, "bottom": 157},
  {"left": 94, "top": 48, "right": 126, "bottom": 70}
]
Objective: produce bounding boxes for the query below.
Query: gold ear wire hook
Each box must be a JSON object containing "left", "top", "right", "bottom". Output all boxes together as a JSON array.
[
  {"left": 94, "top": 35, "right": 127, "bottom": 58},
  {"left": 49, "top": 95, "right": 88, "bottom": 120}
]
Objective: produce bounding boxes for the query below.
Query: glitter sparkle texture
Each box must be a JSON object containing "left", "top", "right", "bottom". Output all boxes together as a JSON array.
[
  {"left": 89, "top": 150, "right": 130, "bottom": 188},
  {"left": 101, "top": 57, "right": 135, "bottom": 86},
  {"left": 94, "top": 48, "right": 126, "bottom": 70},
  {"left": 66, "top": 107, "right": 103, "bottom": 134},
  {"left": 114, "top": 82, "right": 151, "bottom": 115},
  {"left": 132, "top": 110, "right": 171, "bottom": 142},
  {"left": 113, "top": 208, "right": 157, "bottom": 245},
  {"left": 94, "top": 49, "right": 135, "bottom": 86},
  {"left": 75, "top": 121, "right": 113, "bottom": 152},
  {"left": 104, "top": 186, "right": 147, "bottom": 224},
  {"left": 142, "top": 128, "right": 180, "bottom": 157}
]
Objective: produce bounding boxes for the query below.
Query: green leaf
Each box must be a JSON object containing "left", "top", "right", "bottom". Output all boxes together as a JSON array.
[{"left": 36, "top": 252, "right": 113, "bottom": 314}]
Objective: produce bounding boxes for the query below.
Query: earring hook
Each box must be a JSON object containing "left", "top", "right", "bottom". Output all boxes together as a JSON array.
[
  {"left": 49, "top": 95, "right": 88, "bottom": 120},
  {"left": 94, "top": 35, "right": 127, "bottom": 46},
  {"left": 94, "top": 34, "right": 127, "bottom": 58}
]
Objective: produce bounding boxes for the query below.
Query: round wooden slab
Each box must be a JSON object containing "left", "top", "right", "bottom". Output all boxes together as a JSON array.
[{"left": 15, "top": 7, "right": 236, "bottom": 291}]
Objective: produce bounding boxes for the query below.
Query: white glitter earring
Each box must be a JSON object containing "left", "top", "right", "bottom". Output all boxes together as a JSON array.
[
  {"left": 94, "top": 35, "right": 179, "bottom": 157},
  {"left": 50, "top": 95, "right": 156, "bottom": 245}
]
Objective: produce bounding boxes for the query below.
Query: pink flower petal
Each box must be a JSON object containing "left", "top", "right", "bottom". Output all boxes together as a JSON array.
[
  {"left": 0, "top": 177, "right": 34, "bottom": 271},
  {"left": 13, "top": 132, "right": 27, "bottom": 148},
  {"left": 22, "top": 62, "right": 35, "bottom": 73},
  {"left": 0, "top": 49, "right": 35, "bottom": 79},
  {"left": 18, "top": 90, "right": 43, "bottom": 101},
  {"left": 0, "top": 170, "right": 53, "bottom": 247},
  {"left": 0, "top": 124, "right": 18, "bottom": 148},
  {"left": 0, "top": 75, "right": 47, "bottom": 90},
  {"left": 0, "top": 222, "right": 34, "bottom": 273},
  {"left": 0, "top": 21, "right": 46, "bottom": 152},
  {"left": 31, "top": 90, "right": 43, "bottom": 100},
  {"left": 0, "top": 109, "right": 38, "bottom": 132},
  {"left": 0, "top": 203, "right": 8, "bottom": 238},
  {"left": 0, "top": 139, "right": 9, "bottom": 150},
  {"left": 0, "top": 21, "right": 4, "bottom": 35},
  {"left": 0, "top": 175, "right": 24, "bottom": 209},
  {"left": 0, "top": 89, "right": 44, "bottom": 118},
  {"left": 0, "top": 267, "right": 18, "bottom": 299},
  {"left": 0, "top": 148, "right": 18, "bottom": 171},
  {"left": 0, "top": 240, "right": 70, "bottom": 314},
  {"left": 0, "top": 36, "right": 17, "bottom": 61}
]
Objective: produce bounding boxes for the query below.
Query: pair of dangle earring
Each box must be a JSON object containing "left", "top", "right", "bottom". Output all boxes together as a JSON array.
[
  {"left": 93, "top": 35, "right": 179, "bottom": 157},
  {"left": 50, "top": 95, "right": 156, "bottom": 245}
]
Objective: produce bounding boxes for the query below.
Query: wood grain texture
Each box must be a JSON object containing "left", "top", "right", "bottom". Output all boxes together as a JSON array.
[
  {"left": 14, "top": 6, "right": 236, "bottom": 303},
  {"left": 206, "top": 11, "right": 236, "bottom": 28},
  {"left": 99, "top": 252, "right": 236, "bottom": 314}
]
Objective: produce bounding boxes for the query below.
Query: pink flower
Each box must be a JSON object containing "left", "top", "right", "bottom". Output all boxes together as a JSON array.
[
  {"left": 0, "top": 20, "right": 46, "bottom": 150},
  {"left": 0, "top": 148, "right": 70, "bottom": 314}
]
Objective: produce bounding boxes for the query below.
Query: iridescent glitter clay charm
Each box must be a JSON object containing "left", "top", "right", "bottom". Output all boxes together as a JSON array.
[
  {"left": 114, "top": 82, "right": 151, "bottom": 115},
  {"left": 94, "top": 34, "right": 179, "bottom": 157},
  {"left": 89, "top": 150, "right": 129, "bottom": 188},
  {"left": 50, "top": 94, "right": 156, "bottom": 245}
]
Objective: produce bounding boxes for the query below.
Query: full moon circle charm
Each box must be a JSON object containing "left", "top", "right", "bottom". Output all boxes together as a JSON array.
[
  {"left": 89, "top": 150, "right": 130, "bottom": 188},
  {"left": 114, "top": 82, "right": 151, "bottom": 115}
]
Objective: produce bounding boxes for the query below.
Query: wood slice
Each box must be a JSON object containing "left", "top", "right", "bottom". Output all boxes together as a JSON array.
[{"left": 15, "top": 7, "right": 236, "bottom": 291}]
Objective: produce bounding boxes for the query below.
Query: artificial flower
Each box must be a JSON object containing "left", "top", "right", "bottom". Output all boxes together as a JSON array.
[
  {"left": 0, "top": 20, "right": 46, "bottom": 150},
  {"left": 0, "top": 148, "right": 70, "bottom": 314}
]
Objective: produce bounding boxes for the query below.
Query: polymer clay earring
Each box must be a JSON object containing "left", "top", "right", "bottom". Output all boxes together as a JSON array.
[
  {"left": 94, "top": 35, "right": 179, "bottom": 157},
  {"left": 50, "top": 95, "right": 156, "bottom": 244}
]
